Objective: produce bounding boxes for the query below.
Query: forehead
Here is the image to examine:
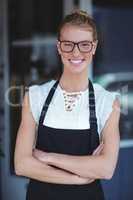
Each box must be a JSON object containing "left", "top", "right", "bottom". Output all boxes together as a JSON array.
[{"left": 60, "top": 24, "right": 93, "bottom": 42}]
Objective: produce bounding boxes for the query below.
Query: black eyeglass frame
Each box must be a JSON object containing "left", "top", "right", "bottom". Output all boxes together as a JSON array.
[{"left": 58, "top": 40, "right": 95, "bottom": 53}]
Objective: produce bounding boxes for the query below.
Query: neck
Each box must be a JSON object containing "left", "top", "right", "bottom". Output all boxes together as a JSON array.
[{"left": 59, "top": 72, "right": 89, "bottom": 93}]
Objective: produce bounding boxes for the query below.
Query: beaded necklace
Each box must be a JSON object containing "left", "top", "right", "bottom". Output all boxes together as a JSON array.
[{"left": 62, "top": 90, "right": 82, "bottom": 111}]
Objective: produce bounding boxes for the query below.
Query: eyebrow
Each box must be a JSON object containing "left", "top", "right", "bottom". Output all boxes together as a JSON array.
[{"left": 59, "top": 40, "right": 93, "bottom": 42}]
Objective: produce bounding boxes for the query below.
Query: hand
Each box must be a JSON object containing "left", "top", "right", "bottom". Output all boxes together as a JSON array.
[
  {"left": 79, "top": 142, "right": 104, "bottom": 184},
  {"left": 74, "top": 175, "right": 95, "bottom": 185},
  {"left": 93, "top": 142, "right": 104, "bottom": 156}
]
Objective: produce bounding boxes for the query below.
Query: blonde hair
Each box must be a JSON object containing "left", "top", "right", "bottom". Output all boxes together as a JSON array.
[{"left": 57, "top": 10, "right": 98, "bottom": 41}]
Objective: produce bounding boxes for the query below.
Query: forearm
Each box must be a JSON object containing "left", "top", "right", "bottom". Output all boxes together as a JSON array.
[
  {"left": 15, "top": 156, "right": 91, "bottom": 185},
  {"left": 46, "top": 153, "right": 113, "bottom": 179}
]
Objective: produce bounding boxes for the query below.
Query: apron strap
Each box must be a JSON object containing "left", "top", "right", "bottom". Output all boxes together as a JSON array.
[
  {"left": 89, "top": 80, "right": 98, "bottom": 132},
  {"left": 39, "top": 80, "right": 59, "bottom": 124},
  {"left": 89, "top": 80, "right": 100, "bottom": 153}
]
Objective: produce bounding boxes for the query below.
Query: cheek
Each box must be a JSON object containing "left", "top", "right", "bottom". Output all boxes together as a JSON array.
[
  {"left": 57, "top": 48, "right": 69, "bottom": 61},
  {"left": 84, "top": 53, "right": 92, "bottom": 61},
  {"left": 60, "top": 53, "right": 70, "bottom": 61}
]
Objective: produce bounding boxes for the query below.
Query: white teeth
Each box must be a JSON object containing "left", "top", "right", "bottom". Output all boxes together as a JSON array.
[{"left": 70, "top": 59, "right": 83, "bottom": 64}]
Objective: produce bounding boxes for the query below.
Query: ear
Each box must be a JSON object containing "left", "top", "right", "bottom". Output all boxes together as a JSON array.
[
  {"left": 92, "top": 40, "right": 98, "bottom": 55},
  {"left": 56, "top": 40, "right": 61, "bottom": 55}
]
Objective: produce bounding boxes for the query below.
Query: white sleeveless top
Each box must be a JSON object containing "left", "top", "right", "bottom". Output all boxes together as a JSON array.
[{"left": 28, "top": 80, "right": 119, "bottom": 136}]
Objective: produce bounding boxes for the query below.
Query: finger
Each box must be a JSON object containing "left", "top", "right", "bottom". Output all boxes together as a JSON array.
[
  {"left": 93, "top": 144, "right": 102, "bottom": 154},
  {"left": 93, "top": 142, "right": 104, "bottom": 155},
  {"left": 96, "top": 143, "right": 104, "bottom": 153}
]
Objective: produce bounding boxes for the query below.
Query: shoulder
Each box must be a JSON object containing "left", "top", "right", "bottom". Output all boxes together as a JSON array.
[
  {"left": 93, "top": 82, "right": 120, "bottom": 103},
  {"left": 28, "top": 79, "right": 56, "bottom": 104},
  {"left": 28, "top": 79, "right": 56, "bottom": 96},
  {"left": 93, "top": 82, "right": 120, "bottom": 133},
  {"left": 27, "top": 80, "right": 56, "bottom": 124}
]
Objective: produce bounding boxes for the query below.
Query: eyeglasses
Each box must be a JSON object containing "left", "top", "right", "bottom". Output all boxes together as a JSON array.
[{"left": 59, "top": 40, "right": 94, "bottom": 53}]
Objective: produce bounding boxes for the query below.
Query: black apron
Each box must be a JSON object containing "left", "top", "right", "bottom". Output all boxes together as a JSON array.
[{"left": 26, "top": 80, "right": 105, "bottom": 200}]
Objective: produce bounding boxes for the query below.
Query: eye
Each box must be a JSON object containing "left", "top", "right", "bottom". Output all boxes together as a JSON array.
[
  {"left": 80, "top": 42, "right": 91, "bottom": 47},
  {"left": 79, "top": 41, "right": 93, "bottom": 52},
  {"left": 60, "top": 42, "right": 74, "bottom": 51},
  {"left": 63, "top": 42, "right": 73, "bottom": 47}
]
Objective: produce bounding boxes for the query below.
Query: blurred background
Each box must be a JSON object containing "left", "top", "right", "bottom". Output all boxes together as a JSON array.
[{"left": 0, "top": 0, "right": 133, "bottom": 199}]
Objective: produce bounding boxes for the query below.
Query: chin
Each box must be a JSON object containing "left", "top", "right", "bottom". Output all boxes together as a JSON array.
[{"left": 68, "top": 64, "right": 87, "bottom": 74}]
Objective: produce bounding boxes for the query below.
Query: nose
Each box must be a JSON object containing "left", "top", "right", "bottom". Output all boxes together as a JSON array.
[{"left": 72, "top": 44, "right": 81, "bottom": 57}]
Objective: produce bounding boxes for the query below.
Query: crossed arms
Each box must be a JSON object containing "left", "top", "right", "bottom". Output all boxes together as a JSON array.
[{"left": 14, "top": 92, "right": 120, "bottom": 184}]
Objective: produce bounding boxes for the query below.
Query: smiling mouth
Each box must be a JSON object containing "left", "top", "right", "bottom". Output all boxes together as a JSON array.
[{"left": 69, "top": 59, "right": 85, "bottom": 65}]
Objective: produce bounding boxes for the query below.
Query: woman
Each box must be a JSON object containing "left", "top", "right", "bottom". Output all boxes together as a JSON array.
[{"left": 14, "top": 10, "right": 120, "bottom": 200}]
